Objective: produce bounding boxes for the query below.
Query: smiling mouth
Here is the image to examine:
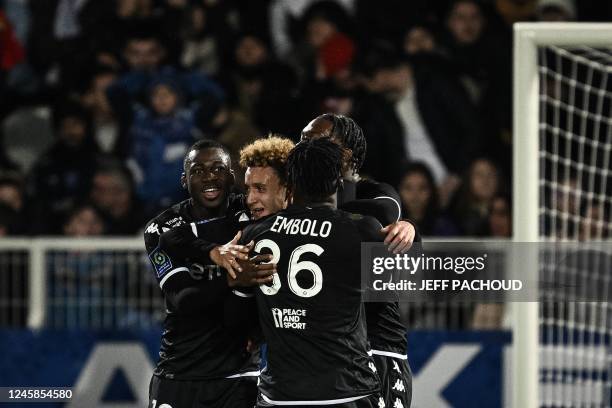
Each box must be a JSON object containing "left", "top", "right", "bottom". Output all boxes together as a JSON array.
[
  {"left": 201, "top": 187, "right": 222, "bottom": 200},
  {"left": 250, "top": 207, "right": 265, "bottom": 219}
]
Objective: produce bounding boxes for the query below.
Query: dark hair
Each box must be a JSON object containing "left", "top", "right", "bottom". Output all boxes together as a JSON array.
[
  {"left": 287, "top": 138, "right": 345, "bottom": 200},
  {"left": 183, "top": 139, "right": 231, "bottom": 171},
  {"left": 299, "top": 1, "right": 353, "bottom": 41},
  {"left": 399, "top": 162, "right": 440, "bottom": 234},
  {"left": 353, "top": 40, "right": 405, "bottom": 78},
  {"left": 444, "top": 0, "right": 485, "bottom": 20},
  {"left": 317, "top": 113, "right": 367, "bottom": 173},
  {"left": 123, "top": 19, "right": 164, "bottom": 48},
  {"left": 62, "top": 201, "right": 105, "bottom": 230},
  {"left": 52, "top": 100, "right": 91, "bottom": 131},
  {"left": 93, "top": 159, "right": 136, "bottom": 192}
]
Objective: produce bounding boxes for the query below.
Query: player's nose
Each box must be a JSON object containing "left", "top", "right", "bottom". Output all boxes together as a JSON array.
[{"left": 246, "top": 192, "right": 257, "bottom": 206}]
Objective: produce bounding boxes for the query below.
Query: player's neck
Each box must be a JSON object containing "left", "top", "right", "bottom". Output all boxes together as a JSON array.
[
  {"left": 342, "top": 170, "right": 360, "bottom": 183},
  {"left": 189, "top": 199, "right": 228, "bottom": 220}
]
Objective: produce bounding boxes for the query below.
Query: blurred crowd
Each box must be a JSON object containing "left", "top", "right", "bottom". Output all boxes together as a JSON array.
[{"left": 0, "top": 0, "right": 610, "bottom": 238}]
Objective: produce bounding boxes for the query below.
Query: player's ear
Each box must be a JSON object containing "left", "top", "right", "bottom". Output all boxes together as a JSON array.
[{"left": 180, "top": 172, "right": 187, "bottom": 189}]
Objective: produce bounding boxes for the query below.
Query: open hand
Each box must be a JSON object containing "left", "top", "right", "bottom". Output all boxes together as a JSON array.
[
  {"left": 210, "top": 231, "right": 254, "bottom": 279},
  {"left": 381, "top": 220, "right": 415, "bottom": 254}
]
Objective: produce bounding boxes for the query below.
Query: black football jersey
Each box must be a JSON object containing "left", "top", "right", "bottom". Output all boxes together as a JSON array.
[
  {"left": 144, "top": 196, "right": 258, "bottom": 380},
  {"left": 356, "top": 179, "right": 402, "bottom": 223},
  {"left": 339, "top": 179, "right": 409, "bottom": 357},
  {"left": 239, "top": 204, "right": 382, "bottom": 403}
]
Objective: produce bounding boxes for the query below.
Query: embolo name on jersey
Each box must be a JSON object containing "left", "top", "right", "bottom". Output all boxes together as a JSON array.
[{"left": 239, "top": 204, "right": 382, "bottom": 404}]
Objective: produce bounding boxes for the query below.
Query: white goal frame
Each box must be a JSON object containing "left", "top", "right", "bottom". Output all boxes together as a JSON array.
[{"left": 513, "top": 22, "right": 612, "bottom": 408}]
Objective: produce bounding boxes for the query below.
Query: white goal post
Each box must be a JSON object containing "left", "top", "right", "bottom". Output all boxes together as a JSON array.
[{"left": 513, "top": 22, "right": 612, "bottom": 408}]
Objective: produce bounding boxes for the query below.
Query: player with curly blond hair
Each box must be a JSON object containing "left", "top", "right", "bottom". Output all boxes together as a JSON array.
[{"left": 239, "top": 135, "right": 295, "bottom": 220}]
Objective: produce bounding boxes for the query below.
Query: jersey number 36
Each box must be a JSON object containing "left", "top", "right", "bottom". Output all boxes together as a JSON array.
[{"left": 255, "top": 239, "right": 324, "bottom": 298}]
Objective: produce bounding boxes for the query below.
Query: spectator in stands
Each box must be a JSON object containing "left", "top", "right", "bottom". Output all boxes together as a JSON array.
[
  {"left": 471, "top": 192, "right": 509, "bottom": 329},
  {"left": 62, "top": 203, "right": 106, "bottom": 237},
  {"left": 90, "top": 164, "right": 144, "bottom": 235},
  {"left": 0, "top": 172, "right": 25, "bottom": 234},
  {"left": 486, "top": 193, "right": 511, "bottom": 237},
  {"left": 288, "top": 1, "right": 353, "bottom": 84},
  {"left": 398, "top": 162, "right": 459, "bottom": 236},
  {"left": 0, "top": 172, "right": 23, "bottom": 213},
  {"left": 353, "top": 43, "right": 481, "bottom": 190},
  {"left": 449, "top": 158, "right": 501, "bottom": 236},
  {"left": 443, "top": 0, "right": 512, "bottom": 173},
  {"left": 222, "top": 31, "right": 299, "bottom": 136},
  {"left": 269, "top": 0, "right": 354, "bottom": 60},
  {"left": 180, "top": 3, "right": 221, "bottom": 76},
  {"left": 52, "top": 202, "right": 155, "bottom": 329},
  {"left": 80, "top": 66, "right": 120, "bottom": 153},
  {"left": 106, "top": 66, "right": 224, "bottom": 216},
  {"left": 536, "top": 0, "right": 576, "bottom": 21},
  {"left": 121, "top": 26, "right": 167, "bottom": 73},
  {"left": 298, "top": 31, "right": 357, "bottom": 121},
  {"left": 28, "top": 101, "right": 99, "bottom": 234},
  {"left": 403, "top": 23, "right": 438, "bottom": 56}
]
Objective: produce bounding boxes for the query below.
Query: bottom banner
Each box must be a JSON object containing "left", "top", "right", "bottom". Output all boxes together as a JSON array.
[{"left": 0, "top": 329, "right": 515, "bottom": 407}]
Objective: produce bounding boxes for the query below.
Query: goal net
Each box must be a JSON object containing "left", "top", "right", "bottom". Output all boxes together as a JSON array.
[{"left": 514, "top": 23, "right": 612, "bottom": 408}]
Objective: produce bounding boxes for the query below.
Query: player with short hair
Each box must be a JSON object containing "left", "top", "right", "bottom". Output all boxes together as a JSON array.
[
  {"left": 302, "top": 114, "right": 414, "bottom": 407},
  {"left": 144, "top": 139, "right": 275, "bottom": 408},
  {"left": 241, "top": 138, "right": 384, "bottom": 407}
]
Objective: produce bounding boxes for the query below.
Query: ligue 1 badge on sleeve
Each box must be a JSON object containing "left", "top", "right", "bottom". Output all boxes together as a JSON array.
[{"left": 150, "top": 249, "right": 173, "bottom": 278}]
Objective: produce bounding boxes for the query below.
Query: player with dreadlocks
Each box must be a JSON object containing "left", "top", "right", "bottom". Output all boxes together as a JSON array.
[
  {"left": 240, "top": 137, "right": 384, "bottom": 407},
  {"left": 302, "top": 113, "right": 417, "bottom": 253},
  {"left": 302, "top": 114, "right": 414, "bottom": 407}
]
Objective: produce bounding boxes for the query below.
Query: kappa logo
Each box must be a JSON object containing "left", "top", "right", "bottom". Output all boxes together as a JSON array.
[
  {"left": 392, "top": 379, "right": 405, "bottom": 392},
  {"left": 393, "top": 398, "right": 404, "bottom": 408},
  {"left": 368, "top": 362, "right": 377, "bottom": 373},
  {"left": 145, "top": 223, "right": 159, "bottom": 235},
  {"left": 378, "top": 397, "right": 385, "bottom": 408},
  {"left": 271, "top": 308, "right": 307, "bottom": 329},
  {"left": 392, "top": 360, "right": 401, "bottom": 373}
]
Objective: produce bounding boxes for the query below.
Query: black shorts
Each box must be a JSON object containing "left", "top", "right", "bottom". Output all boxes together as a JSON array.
[
  {"left": 372, "top": 352, "right": 412, "bottom": 408},
  {"left": 149, "top": 374, "right": 257, "bottom": 408},
  {"left": 255, "top": 393, "right": 383, "bottom": 408}
]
